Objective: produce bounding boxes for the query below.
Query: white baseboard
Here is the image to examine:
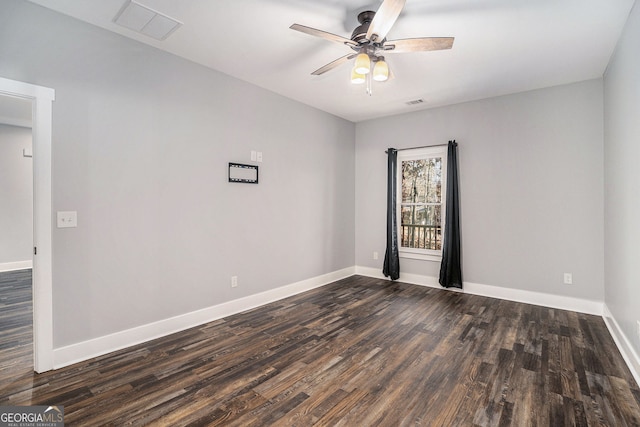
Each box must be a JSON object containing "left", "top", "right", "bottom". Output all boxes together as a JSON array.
[
  {"left": 53, "top": 266, "right": 355, "bottom": 369},
  {"left": 463, "top": 281, "right": 603, "bottom": 315},
  {"left": 52, "top": 264, "right": 636, "bottom": 387},
  {"left": 355, "top": 265, "right": 441, "bottom": 288},
  {"left": 355, "top": 265, "right": 603, "bottom": 315},
  {"left": 602, "top": 304, "right": 640, "bottom": 387},
  {"left": 0, "top": 260, "right": 32, "bottom": 272}
]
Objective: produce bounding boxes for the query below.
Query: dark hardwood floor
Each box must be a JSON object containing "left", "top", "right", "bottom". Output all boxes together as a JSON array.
[
  {"left": 0, "top": 269, "right": 33, "bottom": 386},
  {"left": 1, "top": 273, "right": 639, "bottom": 426}
]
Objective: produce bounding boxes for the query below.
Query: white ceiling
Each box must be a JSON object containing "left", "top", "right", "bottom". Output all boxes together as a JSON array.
[{"left": 27, "top": 0, "right": 635, "bottom": 122}]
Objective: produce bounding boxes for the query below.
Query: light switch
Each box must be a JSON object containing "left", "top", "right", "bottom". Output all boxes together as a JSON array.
[
  {"left": 57, "top": 211, "right": 78, "bottom": 228},
  {"left": 251, "top": 150, "right": 257, "bottom": 161}
]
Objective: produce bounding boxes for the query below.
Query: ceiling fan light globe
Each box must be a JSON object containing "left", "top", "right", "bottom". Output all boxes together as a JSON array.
[
  {"left": 354, "top": 53, "right": 371, "bottom": 74},
  {"left": 351, "top": 69, "right": 366, "bottom": 84},
  {"left": 373, "top": 60, "right": 389, "bottom": 82}
]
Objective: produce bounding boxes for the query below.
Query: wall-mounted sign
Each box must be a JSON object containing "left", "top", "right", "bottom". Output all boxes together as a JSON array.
[{"left": 228, "top": 162, "right": 258, "bottom": 184}]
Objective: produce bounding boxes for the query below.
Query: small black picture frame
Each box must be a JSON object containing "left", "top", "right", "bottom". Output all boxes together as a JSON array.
[{"left": 228, "top": 162, "right": 259, "bottom": 184}]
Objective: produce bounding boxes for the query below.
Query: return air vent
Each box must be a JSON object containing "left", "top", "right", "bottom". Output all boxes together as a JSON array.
[
  {"left": 405, "top": 99, "right": 425, "bottom": 106},
  {"left": 113, "top": 0, "right": 182, "bottom": 41}
]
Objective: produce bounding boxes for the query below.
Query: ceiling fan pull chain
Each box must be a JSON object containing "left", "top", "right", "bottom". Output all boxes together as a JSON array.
[{"left": 366, "top": 72, "right": 373, "bottom": 96}]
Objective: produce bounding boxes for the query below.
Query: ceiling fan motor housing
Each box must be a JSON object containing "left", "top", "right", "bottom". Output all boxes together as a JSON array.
[{"left": 351, "top": 11, "right": 376, "bottom": 44}]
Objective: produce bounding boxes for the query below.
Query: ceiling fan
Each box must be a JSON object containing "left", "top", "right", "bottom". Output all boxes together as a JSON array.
[{"left": 290, "top": 0, "right": 454, "bottom": 95}]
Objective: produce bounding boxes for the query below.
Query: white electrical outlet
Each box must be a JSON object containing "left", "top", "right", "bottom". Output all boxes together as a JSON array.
[
  {"left": 373, "top": 251, "right": 379, "bottom": 260},
  {"left": 231, "top": 276, "right": 238, "bottom": 288},
  {"left": 563, "top": 273, "right": 573, "bottom": 285}
]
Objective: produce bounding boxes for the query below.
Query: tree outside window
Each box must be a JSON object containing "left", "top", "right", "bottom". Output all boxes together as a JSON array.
[{"left": 397, "top": 146, "right": 447, "bottom": 259}]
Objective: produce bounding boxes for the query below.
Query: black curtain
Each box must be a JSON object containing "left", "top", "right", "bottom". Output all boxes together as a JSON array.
[
  {"left": 383, "top": 148, "right": 400, "bottom": 280},
  {"left": 439, "top": 141, "right": 462, "bottom": 288}
]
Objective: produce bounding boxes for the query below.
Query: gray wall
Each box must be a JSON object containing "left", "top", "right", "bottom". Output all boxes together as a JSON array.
[
  {"left": 356, "top": 79, "right": 604, "bottom": 301},
  {"left": 0, "top": 0, "right": 618, "bottom": 353},
  {"left": 604, "top": 2, "right": 640, "bottom": 355},
  {"left": 0, "top": 1, "right": 355, "bottom": 347},
  {"left": 0, "top": 124, "right": 32, "bottom": 265}
]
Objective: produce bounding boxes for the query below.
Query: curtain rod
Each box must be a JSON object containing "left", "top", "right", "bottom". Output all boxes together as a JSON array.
[{"left": 385, "top": 141, "right": 455, "bottom": 154}]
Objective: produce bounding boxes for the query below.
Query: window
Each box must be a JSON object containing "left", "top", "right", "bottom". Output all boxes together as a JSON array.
[{"left": 397, "top": 146, "right": 447, "bottom": 261}]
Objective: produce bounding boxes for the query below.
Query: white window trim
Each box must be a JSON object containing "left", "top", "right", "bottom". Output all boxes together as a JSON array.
[{"left": 396, "top": 146, "right": 447, "bottom": 262}]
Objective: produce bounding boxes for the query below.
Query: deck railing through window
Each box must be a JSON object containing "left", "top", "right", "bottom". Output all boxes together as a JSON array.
[{"left": 401, "top": 224, "right": 442, "bottom": 250}]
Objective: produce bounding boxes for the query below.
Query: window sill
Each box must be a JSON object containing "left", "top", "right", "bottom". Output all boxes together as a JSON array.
[{"left": 399, "top": 251, "right": 442, "bottom": 262}]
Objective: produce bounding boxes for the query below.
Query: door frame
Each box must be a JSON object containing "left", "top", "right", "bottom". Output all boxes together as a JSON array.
[{"left": 0, "top": 77, "right": 55, "bottom": 373}]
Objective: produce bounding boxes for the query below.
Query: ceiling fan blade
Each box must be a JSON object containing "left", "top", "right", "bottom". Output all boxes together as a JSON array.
[
  {"left": 311, "top": 53, "right": 357, "bottom": 75},
  {"left": 290, "top": 24, "right": 358, "bottom": 47},
  {"left": 383, "top": 37, "right": 454, "bottom": 53},
  {"left": 366, "top": 0, "right": 406, "bottom": 43}
]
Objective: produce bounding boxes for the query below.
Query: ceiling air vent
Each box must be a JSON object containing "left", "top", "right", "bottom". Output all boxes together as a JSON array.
[
  {"left": 114, "top": 0, "right": 182, "bottom": 41},
  {"left": 405, "top": 99, "right": 424, "bottom": 106}
]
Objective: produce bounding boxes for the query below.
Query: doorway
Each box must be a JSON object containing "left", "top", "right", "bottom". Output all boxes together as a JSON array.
[
  {"left": 0, "top": 77, "right": 54, "bottom": 373},
  {"left": 0, "top": 98, "right": 34, "bottom": 372}
]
